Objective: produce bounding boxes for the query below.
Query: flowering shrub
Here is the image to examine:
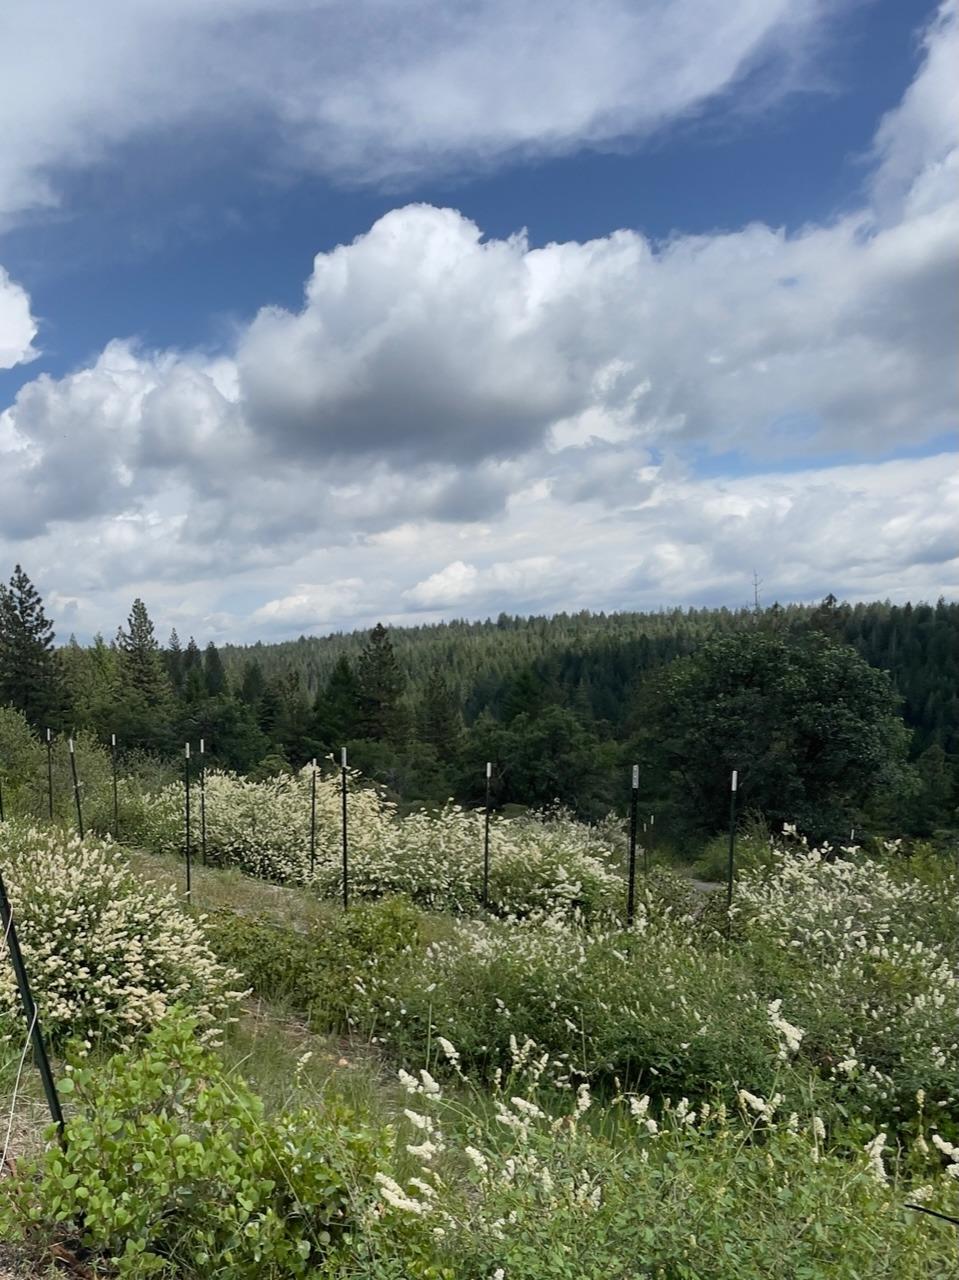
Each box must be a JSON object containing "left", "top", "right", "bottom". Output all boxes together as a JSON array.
[
  {"left": 734, "top": 839, "right": 959, "bottom": 1125},
  {"left": 0, "top": 821, "right": 242, "bottom": 1044},
  {"left": 345, "top": 909, "right": 781, "bottom": 1103},
  {"left": 4, "top": 1013, "right": 957, "bottom": 1279},
  {"left": 134, "top": 767, "right": 623, "bottom": 916},
  {"left": 355, "top": 1057, "right": 959, "bottom": 1280}
]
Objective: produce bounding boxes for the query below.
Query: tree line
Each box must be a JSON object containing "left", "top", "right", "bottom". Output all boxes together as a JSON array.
[{"left": 1, "top": 563, "right": 956, "bottom": 843}]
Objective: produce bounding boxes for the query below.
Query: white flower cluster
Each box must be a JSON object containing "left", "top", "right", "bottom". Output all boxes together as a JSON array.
[
  {"left": 735, "top": 843, "right": 959, "bottom": 1113},
  {"left": 0, "top": 821, "right": 244, "bottom": 1044},
  {"left": 134, "top": 767, "right": 623, "bottom": 916}
]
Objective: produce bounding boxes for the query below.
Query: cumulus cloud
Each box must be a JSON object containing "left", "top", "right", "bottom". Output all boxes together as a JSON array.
[
  {"left": 0, "top": 0, "right": 826, "bottom": 222},
  {"left": 0, "top": 265, "right": 37, "bottom": 367},
  {"left": 404, "top": 556, "right": 564, "bottom": 608},
  {"left": 0, "top": 2, "right": 954, "bottom": 640}
]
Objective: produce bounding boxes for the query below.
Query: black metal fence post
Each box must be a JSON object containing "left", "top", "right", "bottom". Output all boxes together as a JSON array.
[
  {"left": 68, "top": 737, "right": 84, "bottom": 839},
  {"left": 110, "top": 732, "right": 119, "bottom": 840},
  {"left": 647, "top": 812, "right": 654, "bottom": 873},
  {"left": 199, "top": 738, "right": 207, "bottom": 866},
  {"left": 45, "top": 728, "right": 54, "bottom": 821},
  {"left": 726, "top": 769, "right": 738, "bottom": 919},
  {"left": 482, "top": 761, "right": 492, "bottom": 907},
  {"left": 627, "top": 764, "right": 638, "bottom": 927},
  {"left": 340, "top": 748, "right": 349, "bottom": 909},
  {"left": 184, "top": 743, "right": 192, "bottom": 904},
  {"left": 0, "top": 867, "right": 65, "bottom": 1143},
  {"left": 309, "top": 757, "right": 317, "bottom": 879},
  {"left": 0, "top": 774, "right": 5, "bottom": 823}
]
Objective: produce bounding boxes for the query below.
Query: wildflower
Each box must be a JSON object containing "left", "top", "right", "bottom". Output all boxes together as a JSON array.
[{"left": 863, "top": 1133, "right": 888, "bottom": 1185}]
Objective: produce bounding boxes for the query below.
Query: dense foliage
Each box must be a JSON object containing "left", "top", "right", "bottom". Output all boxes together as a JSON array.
[
  {"left": 132, "top": 766, "right": 623, "bottom": 916},
  {"left": 0, "top": 822, "right": 241, "bottom": 1044},
  {"left": 1, "top": 563, "right": 956, "bottom": 840},
  {"left": 4, "top": 1010, "right": 958, "bottom": 1278},
  {"left": 1, "top": 1017, "right": 390, "bottom": 1278},
  {"left": 209, "top": 838, "right": 959, "bottom": 1138}
]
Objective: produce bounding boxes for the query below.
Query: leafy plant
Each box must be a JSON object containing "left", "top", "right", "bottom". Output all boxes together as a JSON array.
[{"left": 0, "top": 1015, "right": 389, "bottom": 1278}]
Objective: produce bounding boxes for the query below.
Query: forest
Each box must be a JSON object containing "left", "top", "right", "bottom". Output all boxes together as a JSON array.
[{"left": 1, "top": 563, "right": 956, "bottom": 846}]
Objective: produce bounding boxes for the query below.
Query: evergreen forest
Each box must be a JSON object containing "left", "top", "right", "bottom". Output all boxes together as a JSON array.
[{"left": 1, "top": 564, "right": 956, "bottom": 846}]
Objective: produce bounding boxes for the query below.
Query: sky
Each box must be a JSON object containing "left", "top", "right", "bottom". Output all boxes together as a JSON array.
[{"left": 0, "top": 0, "right": 955, "bottom": 644}]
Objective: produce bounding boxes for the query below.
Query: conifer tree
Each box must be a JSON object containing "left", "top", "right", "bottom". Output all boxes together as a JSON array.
[
  {"left": 118, "top": 600, "right": 170, "bottom": 705},
  {"left": 312, "top": 654, "right": 361, "bottom": 749},
  {"left": 417, "top": 667, "right": 462, "bottom": 758},
  {"left": 239, "top": 659, "right": 266, "bottom": 705},
  {"left": 357, "top": 623, "right": 406, "bottom": 743},
  {"left": 115, "top": 599, "right": 174, "bottom": 751},
  {"left": 0, "top": 564, "right": 68, "bottom": 729},
  {"left": 165, "top": 629, "right": 184, "bottom": 695},
  {"left": 182, "top": 637, "right": 205, "bottom": 702},
  {"left": 204, "top": 641, "right": 227, "bottom": 697}
]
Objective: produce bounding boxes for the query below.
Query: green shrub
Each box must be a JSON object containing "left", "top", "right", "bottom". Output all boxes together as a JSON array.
[
  {"left": 206, "top": 896, "right": 424, "bottom": 1033},
  {"left": 358, "top": 1073, "right": 959, "bottom": 1280},
  {"left": 0, "top": 821, "right": 242, "bottom": 1045},
  {"left": 0, "top": 1015, "right": 390, "bottom": 1279}
]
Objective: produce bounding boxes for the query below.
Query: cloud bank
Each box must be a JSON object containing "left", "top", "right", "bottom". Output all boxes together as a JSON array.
[
  {"left": 0, "top": 1, "right": 955, "bottom": 639},
  {"left": 0, "top": 0, "right": 826, "bottom": 222}
]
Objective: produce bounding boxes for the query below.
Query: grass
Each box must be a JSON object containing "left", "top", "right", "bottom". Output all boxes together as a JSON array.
[{"left": 124, "top": 848, "right": 335, "bottom": 933}]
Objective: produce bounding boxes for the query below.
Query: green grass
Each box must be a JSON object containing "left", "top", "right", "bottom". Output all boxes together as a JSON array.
[{"left": 124, "top": 848, "right": 334, "bottom": 932}]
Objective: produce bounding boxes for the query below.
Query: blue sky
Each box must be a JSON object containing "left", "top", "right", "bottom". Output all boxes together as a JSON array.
[{"left": 0, "top": 0, "right": 955, "bottom": 641}]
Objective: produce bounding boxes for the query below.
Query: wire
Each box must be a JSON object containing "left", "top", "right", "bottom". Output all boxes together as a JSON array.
[{"left": 1, "top": 1005, "right": 38, "bottom": 1173}]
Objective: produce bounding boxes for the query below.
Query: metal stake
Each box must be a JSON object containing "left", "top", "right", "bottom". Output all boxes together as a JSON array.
[
  {"left": 0, "top": 775, "right": 5, "bottom": 823},
  {"left": 647, "top": 812, "right": 654, "bottom": 875},
  {"left": 340, "top": 748, "right": 349, "bottom": 909},
  {"left": 0, "top": 868, "right": 65, "bottom": 1143},
  {"left": 309, "top": 757, "right": 317, "bottom": 878},
  {"left": 726, "top": 769, "right": 738, "bottom": 919},
  {"left": 482, "top": 761, "right": 492, "bottom": 908},
  {"left": 184, "top": 743, "right": 192, "bottom": 904},
  {"left": 199, "top": 738, "right": 207, "bottom": 866},
  {"left": 627, "top": 765, "right": 638, "bottom": 927},
  {"left": 110, "top": 733, "right": 119, "bottom": 840},
  {"left": 45, "top": 728, "right": 53, "bottom": 821},
  {"left": 68, "top": 738, "right": 84, "bottom": 838}
]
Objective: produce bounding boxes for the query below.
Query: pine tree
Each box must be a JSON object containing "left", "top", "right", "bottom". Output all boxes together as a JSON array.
[
  {"left": 165, "top": 629, "right": 184, "bottom": 696},
  {"left": 312, "top": 654, "right": 361, "bottom": 749},
  {"left": 115, "top": 599, "right": 174, "bottom": 751},
  {"left": 239, "top": 659, "right": 266, "bottom": 705},
  {"left": 0, "top": 564, "right": 68, "bottom": 730},
  {"left": 118, "top": 600, "right": 171, "bottom": 706},
  {"left": 417, "top": 667, "right": 462, "bottom": 758},
  {"left": 182, "top": 637, "right": 205, "bottom": 702},
  {"left": 204, "top": 641, "right": 227, "bottom": 697},
  {"left": 357, "top": 623, "right": 406, "bottom": 743}
]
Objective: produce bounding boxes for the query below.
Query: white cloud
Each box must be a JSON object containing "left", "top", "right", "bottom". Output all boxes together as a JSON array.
[
  {"left": 0, "top": 0, "right": 826, "bottom": 222},
  {"left": 251, "top": 580, "right": 367, "bottom": 630},
  {"left": 404, "top": 556, "right": 563, "bottom": 608},
  {"left": 0, "top": 265, "right": 37, "bottom": 367},
  {"left": 0, "top": 2, "right": 954, "bottom": 640}
]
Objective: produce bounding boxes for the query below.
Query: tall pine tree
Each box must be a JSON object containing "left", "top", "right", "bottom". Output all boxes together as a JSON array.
[
  {"left": 115, "top": 599, "right": 174, "bottom": 751},
  {"left": 204, "top": 641, "right": 227, "bottom": 696},
  {"left": 0, "top": 565, "right": 68, "bottom": 730},
  {"left": 357, "top": 623, "right": 406, "bottom": 743}
]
